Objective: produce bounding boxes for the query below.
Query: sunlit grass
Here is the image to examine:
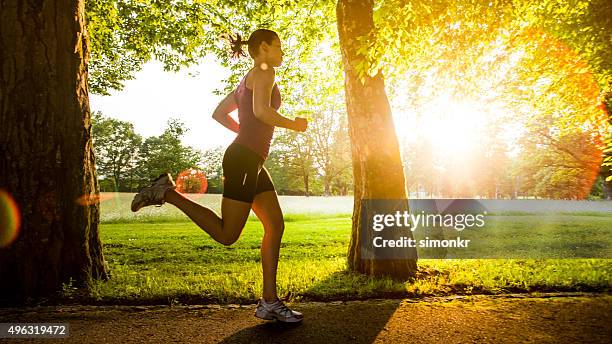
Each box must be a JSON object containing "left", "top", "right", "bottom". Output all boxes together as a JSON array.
[{"left": 89, "top": 212, "right": 611, "bottom": 305}]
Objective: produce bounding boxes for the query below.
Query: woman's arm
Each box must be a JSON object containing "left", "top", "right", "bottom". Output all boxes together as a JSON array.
[
  {"left": 212, "top": 91, "right": 240, "bottom": 134},
  {"left": 252, "top": 68, "right": 307, "bottom": 132}
]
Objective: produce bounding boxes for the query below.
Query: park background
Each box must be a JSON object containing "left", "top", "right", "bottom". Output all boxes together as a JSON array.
[
  {"left": 0, "top": 0, "right": 611, "bottom": 306},
  {"left": 88, "top": 1, "right": 611, "bottom": 201}
]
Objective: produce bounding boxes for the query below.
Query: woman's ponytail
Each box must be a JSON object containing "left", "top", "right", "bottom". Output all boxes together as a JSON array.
[
  {"left": 224, "top": 32, "right": 248, "bottom": 60},
  {"left": 222, "top": 29, "right": 278, "bottom": 60}
]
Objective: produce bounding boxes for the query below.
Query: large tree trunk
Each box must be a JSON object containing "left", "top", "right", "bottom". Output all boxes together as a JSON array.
[
  {"left": 336, "top": 0, "right": 418, "bottom": 279},
  {"left": 0, "top": 0, "right": 108, "bottom": 300}
]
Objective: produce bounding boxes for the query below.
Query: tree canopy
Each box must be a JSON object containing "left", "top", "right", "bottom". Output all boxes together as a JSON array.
[
  {"left": 86, "top": 0, "right": 335, "bottom": 95},
  {"left": 87, "top": 0, "right": 611, "bottom": 196}
]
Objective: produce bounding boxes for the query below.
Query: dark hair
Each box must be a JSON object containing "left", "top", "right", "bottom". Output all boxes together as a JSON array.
[{"left": 224, "top": 29, "right": 279, "bottom": 60}]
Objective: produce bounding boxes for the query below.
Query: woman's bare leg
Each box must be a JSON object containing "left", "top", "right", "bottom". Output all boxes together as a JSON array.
[
  {"left": 251, "top": 190, "right": 284, "bottom": 302},
  {"left": 163, "top": 189, "right": 252, "bottom": 246}
]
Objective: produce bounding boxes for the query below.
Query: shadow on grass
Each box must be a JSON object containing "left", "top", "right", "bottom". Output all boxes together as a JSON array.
[
  {"left": 0, "top": 265, "right": 448, "bottom": 307},
  {"left": 296, "top": 265, "right": 446, "bottom": 301}
]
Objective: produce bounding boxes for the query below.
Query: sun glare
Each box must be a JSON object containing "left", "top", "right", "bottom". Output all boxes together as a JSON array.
[
  {"left": 421, "top": 97, "right": 488, "bottom": 155},
  {"left": 394, "top": 93, "right": 505, "bottom": 159}
]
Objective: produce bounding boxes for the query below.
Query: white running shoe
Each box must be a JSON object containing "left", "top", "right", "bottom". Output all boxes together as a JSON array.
[
  {"left": 130, "top": 173, "right": 176, "bottom": 212},
  {"left": 254, "top": 298, "right": 303, "bottom": 323}
]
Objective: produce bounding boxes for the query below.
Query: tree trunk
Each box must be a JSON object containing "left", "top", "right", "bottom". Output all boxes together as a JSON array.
[
  {"left": 324, "top": 176, "right": 331, "bottom": 196},
  {"left": 0, "top": 0, "right": 108, "bottom": 300},
  {"left": 602, "top": 166, "right": 612, "bottom": 200},
  {"left": 336, "top": 0, "right": 417, "bottom": 279},
  {"left": 303, "top": 171, "right": 310, "bottom": 197},
  {"left": 603, "top": 94, "right": 612, "bottom": 200}
]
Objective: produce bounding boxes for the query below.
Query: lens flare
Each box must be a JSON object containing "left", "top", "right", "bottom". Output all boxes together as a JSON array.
[
  {"left": 176, "top": 168, "right": 208, "bottom": 194},
  {"left": 521, "top": 28, "right": 608, "bottom": 199},
  {"left": 0, "top": 189, "right": 21, "bottom": 248},
  {"left": 394, "top": 26, "right": 608, "bottom": 200},
  {"left": 76, "top": 192, "right": 114, "bottom": 206}
]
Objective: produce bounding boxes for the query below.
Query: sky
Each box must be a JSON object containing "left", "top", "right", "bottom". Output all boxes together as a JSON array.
[{"left": 89, "top": 55, "right": 238, "bottom": 152}]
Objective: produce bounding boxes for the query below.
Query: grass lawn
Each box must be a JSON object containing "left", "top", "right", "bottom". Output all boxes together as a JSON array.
[{"left": 81, "top": 195, "right": 612, "bottom": 305}]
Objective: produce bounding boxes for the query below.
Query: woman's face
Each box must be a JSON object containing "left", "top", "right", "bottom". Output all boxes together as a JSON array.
[{"left": 261, "top": 36, "right": 284, "bottom": 67}]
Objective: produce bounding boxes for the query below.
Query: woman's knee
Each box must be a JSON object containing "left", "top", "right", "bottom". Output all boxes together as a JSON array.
[
  {"left": 219, "top": 234, "right": 239, "bottom": 246},
  {"left": 264, "top": 221, "right": 284, "bottom": 237},
  {"left": 219, "top": 225, "right": 244, "bottom": 246}
]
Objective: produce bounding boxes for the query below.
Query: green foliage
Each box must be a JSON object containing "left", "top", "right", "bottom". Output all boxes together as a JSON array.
[
  {"left": 86, "top": 0, "right": 220, "bottom": 94},
  {"left": 369, "top": 0, "right": 611, "bottom": 95},
  {"left": 518, "top": 130, "right": 602, "bottom": 199},
  {"left": 85, "top": 0, "right": 336, "bottom": 95},
  {"left": 135, "top": 118, "right": 202, "bottom": 186},
  {"left": 369, "top": 0, "right": 515, "bottom": 88},
  {"left": 92, "top": 112, "right": 202, "bottom": 191},
  {"left": 265, "top": 149, "right": 310, "bottom": 195},
  {"left": 268, "top": 25, "right": 352, "bottom": 196},
  {"left": 588, "top": 175, "right": 604, "bottom": 199},
  {"left": 198, "top": 145, "right": 225, "bottom": 193},
  {"left": 512, "top": 0, "right": 612, "bottom": 94},
  {"left": 92, "top": 111, "right": 143, "bottom": 191}
]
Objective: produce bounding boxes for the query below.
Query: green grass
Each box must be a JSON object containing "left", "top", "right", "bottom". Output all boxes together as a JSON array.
[
  {"left": 411, "top": 214, "right": 612, "bottom": 258},
  {"left": 86, "top": 208, "right": 612, "bottom": 305}
]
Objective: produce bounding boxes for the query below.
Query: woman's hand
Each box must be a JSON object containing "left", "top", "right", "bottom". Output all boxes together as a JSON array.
[{"left": 292, "top": 117, "right": 308, "bottom": 132}]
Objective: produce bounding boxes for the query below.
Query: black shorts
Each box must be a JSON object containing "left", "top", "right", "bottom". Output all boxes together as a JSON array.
[{"left": 222, "top": 142, "right": 275, "bottom": 203}]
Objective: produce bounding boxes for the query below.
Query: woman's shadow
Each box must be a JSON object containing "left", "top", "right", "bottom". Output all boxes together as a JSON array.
[{"left": 217, "top": 270, "right": 410, "bottom": 344}]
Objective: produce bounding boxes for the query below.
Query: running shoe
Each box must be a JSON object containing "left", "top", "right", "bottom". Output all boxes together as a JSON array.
[
  {"left": 254, "top": 298, "right": 303, "bottom": 323},
  {"left": 130, "top": 173, "right": 176, "bottom": 212}
]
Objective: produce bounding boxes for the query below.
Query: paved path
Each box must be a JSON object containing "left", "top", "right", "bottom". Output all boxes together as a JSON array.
[{"left": 1, "top": 293, "right": 610, "bottom": 343}]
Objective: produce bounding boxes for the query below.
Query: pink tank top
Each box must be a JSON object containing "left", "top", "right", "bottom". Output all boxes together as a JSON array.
[{"left": 233, "top": 70, "right": 282, "bottom": 160}]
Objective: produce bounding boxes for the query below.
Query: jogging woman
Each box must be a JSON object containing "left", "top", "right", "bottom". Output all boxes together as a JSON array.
[{"left": 131, "top": 29, "right": 307, "bottom": 323}]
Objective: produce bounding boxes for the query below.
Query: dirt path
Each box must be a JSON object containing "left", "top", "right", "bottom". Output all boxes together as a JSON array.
[{"left": 1, "top": 293, "right": 610, "bottom": 343}]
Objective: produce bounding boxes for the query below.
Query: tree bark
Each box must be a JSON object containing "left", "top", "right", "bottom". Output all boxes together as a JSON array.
[
  {"left": 336, "top": 0, "right": 417, "bottom": 279},
  {"left": 324, "top": 177, "right": 331, "bottom": 196},
  {"left": 303, "top": 173, "right": 310, "bottom": 197},
  {"left": 603, "top": 94, "right": 612, "bottom": 200},
  {"left": 0, "top": 0, "right": 108, "bottom": 300}
]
